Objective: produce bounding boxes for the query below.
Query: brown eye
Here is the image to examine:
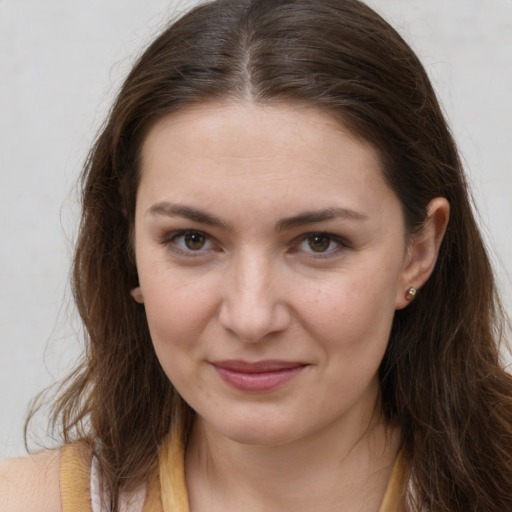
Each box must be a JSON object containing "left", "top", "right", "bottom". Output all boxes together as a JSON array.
[
  {"left": 184, "top": 232, "right": 206, "bottom": 250},
  {"left": 166, "top": 230, "right": 215, "bottom": 255},
  {"left": 307, "top": 234, "right": 331, "bottom": 252}
]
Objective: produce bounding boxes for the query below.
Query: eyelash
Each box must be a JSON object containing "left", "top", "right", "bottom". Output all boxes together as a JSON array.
[{"left": 160, "top": 229, "right": 350, "bottom": 259}]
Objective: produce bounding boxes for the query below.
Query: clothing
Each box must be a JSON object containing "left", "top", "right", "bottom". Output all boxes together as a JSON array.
[{"left": 60, "top": 436, "right": 407, "bottom": 511}]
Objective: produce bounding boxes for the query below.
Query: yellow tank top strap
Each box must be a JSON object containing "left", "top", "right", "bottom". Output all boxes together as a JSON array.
[
  {"left": 378, "top": 448, "right": 408, "bottom": 512},
  {"left": 60, "top": 442, "right": 93, "bottom": 512},
  {"left": 157, "top": 429, "right": 190, "bottom": 512}
]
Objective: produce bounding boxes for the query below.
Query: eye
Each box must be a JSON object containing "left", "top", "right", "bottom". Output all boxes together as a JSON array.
[
  {"left": 166, "top": 230, "right": 215, "bottom": 253},
  {"left": 182, "top": 231, "right": 208, "bottom": 250},
  {"left": 304, "top": 234, "right": 334, "bottom": 252},
  {"left": 295, "top": 232, "right": 347, "bottom": 256}
]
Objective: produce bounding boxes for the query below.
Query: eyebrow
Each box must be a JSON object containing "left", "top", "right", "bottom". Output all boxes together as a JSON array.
[
  {"left": 276, "top": 207, "right": 368, "bottom": 231},
  {"left": 147, "top": 202, "right": 233, "bottom": 231},
  {"left": 147, "top": 202, "right": 368, "bottom": 232}
]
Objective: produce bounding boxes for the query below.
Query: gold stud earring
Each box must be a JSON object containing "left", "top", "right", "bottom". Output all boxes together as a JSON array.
[{"left": 405, "top": 287, "right": 417, "bottom": 301}]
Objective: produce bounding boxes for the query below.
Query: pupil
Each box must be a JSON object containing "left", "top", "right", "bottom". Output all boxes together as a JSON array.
[
  {"left": 185, "top": 232, "right": 205, "bottom": 250},
  {"left": 309, "top": 235, "right": 330, "bottom": 252}
]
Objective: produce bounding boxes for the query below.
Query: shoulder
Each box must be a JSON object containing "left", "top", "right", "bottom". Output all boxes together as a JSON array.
[{"left": 0, "top": 450, "right": 62, "bottom": 512}]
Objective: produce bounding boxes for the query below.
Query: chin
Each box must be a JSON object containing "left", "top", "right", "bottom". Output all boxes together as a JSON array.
[
  {"left": 223, "top": 427, "right": 300, "bottom": 447},
  {"left": 200, "top": 412, "right": 306, "bottom": 447}
]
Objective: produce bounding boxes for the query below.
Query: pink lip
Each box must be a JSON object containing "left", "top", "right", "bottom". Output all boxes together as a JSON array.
[{"left": 211, "top": 360, "right": 307, "bottom": 392}]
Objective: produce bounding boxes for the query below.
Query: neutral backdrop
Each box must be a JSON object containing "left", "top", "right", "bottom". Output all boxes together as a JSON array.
[{"left": 1, "top": 0, "right": 511, "bottom": 458}]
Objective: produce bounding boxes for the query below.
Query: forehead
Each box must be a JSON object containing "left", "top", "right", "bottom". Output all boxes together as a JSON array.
[
  {"left": 137, "top": 101, "right": 398, "bottom": 223},
  {"left": 141, "top": 101, "right": 382, "bottom": 176}
]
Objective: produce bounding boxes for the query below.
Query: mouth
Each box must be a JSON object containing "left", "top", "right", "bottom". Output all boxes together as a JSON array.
[{"left": 211, "top": 360, "right": 308, "bottom": 392}]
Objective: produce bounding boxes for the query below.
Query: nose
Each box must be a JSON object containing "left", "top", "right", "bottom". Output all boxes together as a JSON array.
[{"left": 218, "top": 252, "right": 291, "bottom": 342}]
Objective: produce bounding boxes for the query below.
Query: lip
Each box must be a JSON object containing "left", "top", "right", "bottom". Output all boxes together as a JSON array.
[{"left": 211, "top": 360, "right": 307, "bottom": 392}]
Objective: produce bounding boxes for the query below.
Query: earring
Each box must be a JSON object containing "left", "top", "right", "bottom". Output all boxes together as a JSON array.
[{"left": 405, "top": 287, "right": 417, "bottom": 301}]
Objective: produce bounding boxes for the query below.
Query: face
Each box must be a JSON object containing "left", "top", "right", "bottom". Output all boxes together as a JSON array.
[{"left": 133, "top": 102, "right": 413, "bottom": 447}]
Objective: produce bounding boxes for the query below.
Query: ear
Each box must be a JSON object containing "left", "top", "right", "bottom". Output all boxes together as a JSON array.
[
  {"left": 395, "top": 197, "right": 450, "bottom": 310},
  {"left": 130, "top": 286, "right": 145, "bottom": 304}
]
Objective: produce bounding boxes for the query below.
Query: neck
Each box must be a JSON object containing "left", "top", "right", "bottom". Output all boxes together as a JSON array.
[{"left": 185, "top": 400, "right": 400, "bottom": 512}]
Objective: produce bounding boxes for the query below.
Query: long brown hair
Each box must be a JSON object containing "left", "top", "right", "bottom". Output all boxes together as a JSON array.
[{"left": 28, "top": 0, "right": 512, "bottom": 510}]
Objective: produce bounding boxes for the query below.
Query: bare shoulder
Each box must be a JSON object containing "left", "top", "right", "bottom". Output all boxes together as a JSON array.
[{"left": 0, "top": 450, "right": 62, "bottom": 512}]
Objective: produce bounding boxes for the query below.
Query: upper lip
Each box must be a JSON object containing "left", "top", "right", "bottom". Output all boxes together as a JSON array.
[{"left": 211, "top": 360, "right": 307, "bottom": 373}]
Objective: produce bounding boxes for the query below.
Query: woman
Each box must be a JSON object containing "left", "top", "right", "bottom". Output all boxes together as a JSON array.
[{"left": 1, "top": 0, "right": 511, "bottom": 510}]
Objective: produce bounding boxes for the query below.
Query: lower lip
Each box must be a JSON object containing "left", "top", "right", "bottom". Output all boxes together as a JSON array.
[{"left": 213, "top": 365, "right": 306, "bottom": 392}]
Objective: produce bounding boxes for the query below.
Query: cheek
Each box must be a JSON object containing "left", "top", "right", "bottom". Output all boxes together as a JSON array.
[
  {"left": 297, "top": 270, "right": 398, "bottom": 357},
  {"left": 138, "top": 258, "right": 225, "bottom": 369},
  {"left": 139, "top": 271, "right": 224, "bottom": 407},
  {"left": 141, "top": 282, "right": 209, "bottom": 391},
  {"left": 143, "top": 280, "right": 212, "bottom": 343}
]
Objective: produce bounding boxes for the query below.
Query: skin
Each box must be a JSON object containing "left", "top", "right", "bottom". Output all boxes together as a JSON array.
[
  {"left": 0, "top": 101, "right": 448, "bottom": 511},
  {"left": 131, "top": 101, "right": 450, "bottom": 511},
  {"left": 0, "top": 451, "right": 61, "bottom": 512}
]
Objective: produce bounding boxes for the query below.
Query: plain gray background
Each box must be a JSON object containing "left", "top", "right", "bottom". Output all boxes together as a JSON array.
[{"left": 1, "top": 0, "right": 511, "bottom": 458}]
